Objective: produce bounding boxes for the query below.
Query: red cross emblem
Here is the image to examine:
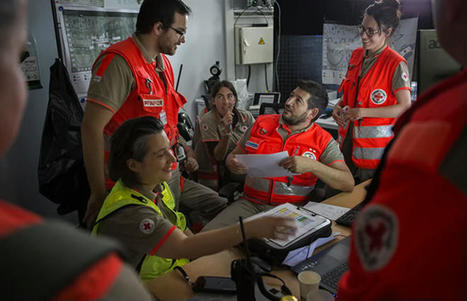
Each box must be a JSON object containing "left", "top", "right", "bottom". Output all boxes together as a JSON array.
[
  {"left": 139, "top": 218, "right": 155, "bottom": 234},
  {"left": 365, "top": 221, "right": 387, "bottom": 252},
  {"left": 144, "top": 222, "right": 152, "bottom": 231},
  {"left": 371, "top": 89, "right": 387, "bottom": 105},
  {"left": 355, "top": 205, "right": 398, "bottom": 271}
]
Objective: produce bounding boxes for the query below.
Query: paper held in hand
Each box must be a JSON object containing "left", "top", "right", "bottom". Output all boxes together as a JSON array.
[{"left": 235, "top": 151, "right": 299, "bottom": 178}]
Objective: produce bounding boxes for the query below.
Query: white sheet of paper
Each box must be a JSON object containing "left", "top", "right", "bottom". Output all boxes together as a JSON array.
[
  {"left": 303, "top": 202, "right": 350, "bottom": 220},
  {"left": 282, "top": 233, "right": 340, "bottom": 267},
  {"left": 235, "top": 151, "right": 298, "bottom": 178}
]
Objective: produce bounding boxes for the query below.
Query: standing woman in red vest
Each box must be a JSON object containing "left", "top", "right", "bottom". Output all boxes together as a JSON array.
[{"left": 332, "top": 0, "right": 411, "bottom": 182}]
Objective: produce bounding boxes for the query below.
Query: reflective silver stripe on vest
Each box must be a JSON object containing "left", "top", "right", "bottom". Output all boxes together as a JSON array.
[
  {"left": 246, "top": 176, "right": 270, "bottom": 193},
  {"left": 353, "top": 125, "right": 393, "bottom": 139},
  {"left": 273, "top": 181, "right": 315, "bottom": 196},
  {"left": 245, "top": 176, "right": 314, "bottom": 196},
  {"left": 353, "top": 147, "right": 385, "bottom": 160}
]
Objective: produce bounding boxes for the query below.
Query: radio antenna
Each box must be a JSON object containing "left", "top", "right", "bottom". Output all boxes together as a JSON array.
[{"left": 175, "top": 64, "right": 183, "bottom": 92}]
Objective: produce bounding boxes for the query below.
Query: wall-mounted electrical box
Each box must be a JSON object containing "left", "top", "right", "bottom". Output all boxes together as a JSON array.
[{"left": 235, "top": 26, "right": 273, "bottom": 65}]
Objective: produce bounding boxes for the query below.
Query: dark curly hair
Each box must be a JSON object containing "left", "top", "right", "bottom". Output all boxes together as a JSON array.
[
  {"left": 136, "top": 0, "right": 191, "bottom": 34},
  {"left": 108, "top": 116, "right": 165, "bottom": 187},
  {"left": 210, "top": 80, "right": 238, "bottom": 103},
  {"left": 365, "top": 0, "right": 402, "bottom": 36},
  {"left": 296, "top": 80, "right": 329, "bottom": 122}
]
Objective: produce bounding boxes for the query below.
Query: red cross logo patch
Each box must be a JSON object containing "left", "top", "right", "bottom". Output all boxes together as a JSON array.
[
  {"left": 355, "top": 204, "right": 398, "bottom": 271},
  {"left": 302, "top": 151, "right": 316, "bottom": 160},
  {"left": 139, "top": 218, "right": 155, "bottom": 234},
  {"left": 370, "top": 89, "right": 387, "bottom": 105}
]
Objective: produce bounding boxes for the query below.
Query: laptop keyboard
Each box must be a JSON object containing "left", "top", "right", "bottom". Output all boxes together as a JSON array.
[
  {"left": 291, "top": 237, "right": 351, "bottom": 295},
  {"left": 335, "top": 201, "right": 366, "bottom": 227},
  {"left": 320, "top": 262, "right": 348, "bottom": 293}
]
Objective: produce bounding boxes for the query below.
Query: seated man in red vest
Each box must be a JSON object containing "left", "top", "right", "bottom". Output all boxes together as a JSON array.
[
  {"left": 202, "top": 80, "right": 354, "bottom": 231},
  {"left": 0, "top": 0, "right": 152, "bottom": 300},
  {"left": 337, "top": 0, "right": 467, "bottom": 299}
]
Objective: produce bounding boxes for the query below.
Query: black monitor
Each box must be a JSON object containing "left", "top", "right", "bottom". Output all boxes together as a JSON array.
[{"left": 252, "top": 92, "right": 281, "bottom": 106}]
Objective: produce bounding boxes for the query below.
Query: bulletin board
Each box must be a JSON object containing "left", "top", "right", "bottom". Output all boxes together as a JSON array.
[{"left": 52, "top": 0, "right": 141, "bottom": 99}]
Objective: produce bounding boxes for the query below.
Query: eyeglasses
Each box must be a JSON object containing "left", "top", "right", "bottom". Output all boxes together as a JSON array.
[
  {"left": 358, "top": 25, "right": 380, "bottom": 37},
  {"left": 170, "top": 27, "right": 186, "bottom": 40}
]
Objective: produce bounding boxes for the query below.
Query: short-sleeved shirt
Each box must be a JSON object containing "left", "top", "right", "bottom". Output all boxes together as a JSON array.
[
  {"left": 195, "top": 108, "right": 254, "bottom": 173},
  {"left": 97, "top": 188, "right": 175, "bottom": 269},
  {"left": 86, "top": 33, "right": 166, "bottom": 112},
  {"left": 239, "top": 118, "right": 344, "bottom": 166},
  {"left": 361, "top": 46, "right": 411, "bottom": 94}
]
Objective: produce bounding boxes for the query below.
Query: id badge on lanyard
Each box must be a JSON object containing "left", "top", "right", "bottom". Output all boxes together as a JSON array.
[{"left": 173, "top": 143, "right": 186, "bottom": 162}]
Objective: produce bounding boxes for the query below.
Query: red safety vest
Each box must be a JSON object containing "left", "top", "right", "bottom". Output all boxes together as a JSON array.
[
  {"left": 243, "top": 115, "right": 332, "bottom": 205},
  {"left": 0, "top": 201, "right": 125, "bottom": 301},
  {"left": 92, "top": 37, "right": 186, "bottom": 189},
  {"left": 337, "top": 69, "right": 467, "bottom": 300},
  {"left": 337, "top": 46, "right": 407, "bottom": 169}
]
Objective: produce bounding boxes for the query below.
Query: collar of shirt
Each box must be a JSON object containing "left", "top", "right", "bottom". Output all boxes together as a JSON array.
[
  {"left": 132, "top": 33, "right": 165, "bottom": 72},
  {"left": 278, "top": 116, "right": 314, "bottom": 136},
  {"left": 364, "top": 44, "right": 387, "bottom": 60},
  {"left": 131, "top": 184, "right": 157, "bottom": 203}
]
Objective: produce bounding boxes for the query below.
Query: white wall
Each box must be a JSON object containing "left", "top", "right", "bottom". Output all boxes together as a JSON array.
[{"left": 170, "top": 0, "right": 227, "bottom": 120}]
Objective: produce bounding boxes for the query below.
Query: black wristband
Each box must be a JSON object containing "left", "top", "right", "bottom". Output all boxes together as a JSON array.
[{"left": 174, "top": 266, "right": 192, "bottom": 286}]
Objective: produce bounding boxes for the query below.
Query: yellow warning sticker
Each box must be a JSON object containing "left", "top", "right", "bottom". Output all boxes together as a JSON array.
[{"left": 258, "top": 37, "right": 265, "bottom": 45}]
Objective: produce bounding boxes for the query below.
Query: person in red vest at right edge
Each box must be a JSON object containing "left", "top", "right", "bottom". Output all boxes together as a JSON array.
[
  {"left": 0, "top": 1, "right": 153, "bottom": 300},
  {"left": 333, "top": 0, "right": 412, "bottom": 183},
  {"left": 337, "top": 0, "right": 467, "bottom": 299}
]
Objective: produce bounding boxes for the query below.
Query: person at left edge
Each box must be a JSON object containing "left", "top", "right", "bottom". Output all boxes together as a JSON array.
[
  {"left": 82, "top": 0, "right": 227, "bottom": 229},
  {"left": 0, "top": 0, "right": 153, "bottom": 300}
]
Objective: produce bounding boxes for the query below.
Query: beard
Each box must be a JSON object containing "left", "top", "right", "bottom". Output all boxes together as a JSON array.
[{"left": 282, "top": 111, "right": 308, "bottom": 126}]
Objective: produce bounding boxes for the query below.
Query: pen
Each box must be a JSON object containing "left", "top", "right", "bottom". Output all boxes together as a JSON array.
[{"left": 287, "top": 147, "right": 299, "bottom": 186}]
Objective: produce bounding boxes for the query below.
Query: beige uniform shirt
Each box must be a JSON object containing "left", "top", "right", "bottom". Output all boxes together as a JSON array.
[
  {"left": 86, "top": 34, "right": 166, "bottom": 112},
  {"left": 361, "top": 46, "right": 411, "bottom": 93},
  {"left": 97, "top": 187, "right": 176, "bottom": 270},
  {"left": 195, "top": 108, "right": 255, "bottom": 173}
]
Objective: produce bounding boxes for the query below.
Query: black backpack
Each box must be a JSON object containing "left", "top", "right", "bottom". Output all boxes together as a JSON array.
[{"left": 38, "top": 59, "right": 89, "bottom": 218}]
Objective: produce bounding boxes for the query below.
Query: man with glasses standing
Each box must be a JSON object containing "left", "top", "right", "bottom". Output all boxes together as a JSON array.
[
  {"left": 82, "top": 0, "right": 227, "bottom": 230},
  {"left": 332, "top": 0, "right": 412, "bottom": 183}
]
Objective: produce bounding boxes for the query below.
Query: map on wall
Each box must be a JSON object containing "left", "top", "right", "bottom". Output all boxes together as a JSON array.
[
  {"left": 63, "top": 10, "right": 136, "bottom": 73},
  {"left": 56, "top": 0, "right": 141, "bottom": 9},
  {"left": 57, "top": 0, "right": 105, "bottom": 7},
  {"left": 54, "top": 3, "right": 138, "bottom": 98},
  {"left": 322, "top": 17, "right": 418, "bottom": 85}
]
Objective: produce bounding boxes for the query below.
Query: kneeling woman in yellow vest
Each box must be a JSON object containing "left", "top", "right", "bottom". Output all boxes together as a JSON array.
[{"left": 92, "top": 116, "right": 297, "bottom": 281}]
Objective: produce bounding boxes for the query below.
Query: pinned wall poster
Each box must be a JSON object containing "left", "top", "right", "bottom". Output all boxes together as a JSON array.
[
  {"left": 322, "top": 18, "right": 418, "bottom": 85},
  {"left": 21, "top": 35, "right": 42, "bottom": 90}
]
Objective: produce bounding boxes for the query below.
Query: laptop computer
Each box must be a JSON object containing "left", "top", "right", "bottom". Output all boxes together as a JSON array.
[{"left": 291, "top": 236, "right": 351, "bottom": 295}]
